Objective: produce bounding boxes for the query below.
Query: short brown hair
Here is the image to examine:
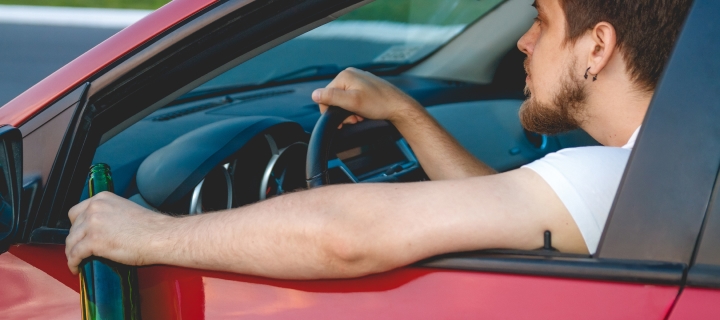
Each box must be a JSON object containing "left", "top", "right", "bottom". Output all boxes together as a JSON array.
[{"left": 561, "top": 0, "right": 693, "bottom": 91}]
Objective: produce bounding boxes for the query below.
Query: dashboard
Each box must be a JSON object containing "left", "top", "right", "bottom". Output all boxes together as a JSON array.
[
  {"left": 327, "top": 121, "right": 425, "bottom": 185},
  {"left": 125, "top": 115, "right": 429, "bottom": 215},
  {"left": 92, "top": 75, "right": 598, "bottom": 215}
]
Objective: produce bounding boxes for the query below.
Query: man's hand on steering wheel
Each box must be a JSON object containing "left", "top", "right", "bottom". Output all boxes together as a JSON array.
[{"left": 312, "top": 67, "right": 421, "bottom": 127}]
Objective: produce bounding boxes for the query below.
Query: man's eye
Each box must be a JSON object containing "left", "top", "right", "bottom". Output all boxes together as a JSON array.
[{"left": 534, "top": 17, "right": 542, "bottom": 25}]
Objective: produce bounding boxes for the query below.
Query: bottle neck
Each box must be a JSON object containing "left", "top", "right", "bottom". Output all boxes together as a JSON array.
[
  {"left": 89, "top": 163, "right": 111, "bottom": 175},
  {"left": 88, "top": 163, "right": 114, "bottom": 196}
]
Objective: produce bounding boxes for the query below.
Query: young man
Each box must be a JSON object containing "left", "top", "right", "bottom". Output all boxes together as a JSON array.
[{"left": 65, "top": 0, "right": 691, "bottom": 279}]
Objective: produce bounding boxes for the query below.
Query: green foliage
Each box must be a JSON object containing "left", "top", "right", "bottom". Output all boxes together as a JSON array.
[
  {"left": 0, "top": 0, "right": 505, "bottom": 20},
  {"left": 0, "top": 0, "right": 168, "bottom": 10}
]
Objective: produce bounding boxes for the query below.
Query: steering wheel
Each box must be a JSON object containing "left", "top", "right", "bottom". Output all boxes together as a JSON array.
[{"left": 306, "top": 106, "right": 353, "bottom": 188}]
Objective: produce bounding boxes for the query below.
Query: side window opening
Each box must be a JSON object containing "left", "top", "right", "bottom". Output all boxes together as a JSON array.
[{"left": 86, "top": 0, "right": 511, "bottom": 205}]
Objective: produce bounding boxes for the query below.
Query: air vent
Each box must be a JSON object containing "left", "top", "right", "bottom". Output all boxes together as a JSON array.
[
  {"left": 524, "top": 129, "right": 548, "bottom": 150},
  {"left": 152, "top": 89, "right": 295, "bottom": 122}
]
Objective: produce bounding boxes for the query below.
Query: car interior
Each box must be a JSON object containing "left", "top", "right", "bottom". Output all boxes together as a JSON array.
[{"left": 81, "top": 0, "right": 597, "bottom": 219}]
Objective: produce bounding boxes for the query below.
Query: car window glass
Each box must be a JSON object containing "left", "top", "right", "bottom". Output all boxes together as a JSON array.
[
  {"left": 88, "top": 0, "right": 506, "bottom": 201},
  {"left": 192, "top": 0, "right": 504, "bottom": 93}
]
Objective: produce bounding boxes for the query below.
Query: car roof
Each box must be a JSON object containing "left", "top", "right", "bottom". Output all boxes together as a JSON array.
[{"left": 0, "top": 0, "right": 217, "bottom": 128}]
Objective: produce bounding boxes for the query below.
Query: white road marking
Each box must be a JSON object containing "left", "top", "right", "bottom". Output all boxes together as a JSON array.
[
  {"left": 0, "top": 5, "right": 465, "bottom": 45},
  {"left": 0, "top": 5, "right": 151, "bottom": 29},
  {"left": 299, "top": 21, "right": 465, "bottom": 44}
]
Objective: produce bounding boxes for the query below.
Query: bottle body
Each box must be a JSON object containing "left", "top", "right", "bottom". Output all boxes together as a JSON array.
[{"left": 80, "top": 164, "right": 141, "bottom": 320}]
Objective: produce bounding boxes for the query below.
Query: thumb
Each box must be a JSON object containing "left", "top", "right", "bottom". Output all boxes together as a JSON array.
[{"left": 313, "top": 88, "right": 357, "bottom": 112}]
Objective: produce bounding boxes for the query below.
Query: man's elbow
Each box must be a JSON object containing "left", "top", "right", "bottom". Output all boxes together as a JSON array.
[{"left": 320, "top": 222, "right": 390, "bottom": 278}]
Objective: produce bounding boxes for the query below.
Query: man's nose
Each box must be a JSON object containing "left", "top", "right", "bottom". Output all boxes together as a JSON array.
[{"left": 517, "top": 26, "right": 537, "bottom": 56}]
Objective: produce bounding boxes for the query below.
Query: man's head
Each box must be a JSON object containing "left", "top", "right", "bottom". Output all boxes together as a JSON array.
[{"left": 517, "top": 0, "right": 692, "bottom": 135}]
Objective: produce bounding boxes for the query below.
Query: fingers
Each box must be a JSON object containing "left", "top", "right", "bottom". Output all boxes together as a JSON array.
[
  {"left": 66, "top": 194, "right": 111, "bottom": 274},
  {"left": 338, "top": 115, "right": 364, "bottom": 129},
  {"left": 66, "top": 197, "right": 95, "bottom": 272},
  {"left": 67, "top": 240, "right": 92, "bottom": 275},
  {"left": 68, "top": 192, "right": 115, "bottom": 224},
  {"left": 312, "top": 88, "right": 359, "bottom": 111},
  {"left": 314, "top": 68, "right": 367, "bottom": 113},
  {"left": 65, "top": 219, "right": 89, "bottom": 275},
  {"left": 68, "top": 198, "right": 91, "bottom": 224}
]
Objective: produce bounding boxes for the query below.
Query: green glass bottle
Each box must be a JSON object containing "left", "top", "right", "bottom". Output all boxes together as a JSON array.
[{"left": 80, "top": 164, "right": 141, "bottom": 320}]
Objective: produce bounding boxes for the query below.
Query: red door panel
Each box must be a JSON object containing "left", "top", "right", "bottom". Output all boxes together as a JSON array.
[
  {"left": 0, "top": 245, "right": 79, "bottom": 319},
  {"left": 667, "top": 287, "right": 720, "bottom": 319},
  {"left": 139, "top": 265, "right": 679, "bottom": 319},
  {"left": 0, "top": 244, "right": 680, "bottom": 319}
]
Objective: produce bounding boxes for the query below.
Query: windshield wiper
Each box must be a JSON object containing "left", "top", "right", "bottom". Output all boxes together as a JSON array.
[
  {"left": 262, "top": 62, "right": 406, "bottom": 85},
  {"left": 266, "top": 64, "right": 343, "bottom": 83}
]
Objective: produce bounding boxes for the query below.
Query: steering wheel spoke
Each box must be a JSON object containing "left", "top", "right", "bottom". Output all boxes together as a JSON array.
[
  {"left": 307, "top": 106, "right": 422, "bottom": 188},
  {"left": 306, "top": 106, "right": 354, "bottom": 188}
]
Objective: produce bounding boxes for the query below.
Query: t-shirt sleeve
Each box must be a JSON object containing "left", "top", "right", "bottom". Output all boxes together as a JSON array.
[{"left": 522, "top": 146, "right": 632, "bottom": 254}]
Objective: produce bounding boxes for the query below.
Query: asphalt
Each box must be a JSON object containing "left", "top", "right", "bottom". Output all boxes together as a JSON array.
[
  {"left": 0, "top": 23, "right": 121, "bottom": 106},
  {"left": 0, "top": 10, "right": 440, "bottom": 108},
  {"left": 0, "top": 23, "right": 397, "bottom": 108}
]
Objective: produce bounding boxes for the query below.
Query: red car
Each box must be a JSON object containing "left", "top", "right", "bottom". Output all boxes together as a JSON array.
[{"left": 0, "top": 0, "right": 718, "bottom": 318}]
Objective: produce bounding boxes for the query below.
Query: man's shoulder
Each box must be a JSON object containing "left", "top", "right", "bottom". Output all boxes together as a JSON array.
[
  {"left": 552, "top": 146, "right": 632, "bottom": 162},
  {"left": 523, "top": 146, "right": 631, "bottom": 180}
]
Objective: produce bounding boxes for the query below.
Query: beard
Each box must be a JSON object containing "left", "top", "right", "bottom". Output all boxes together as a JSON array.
[{"left": 519, "top": 58, "right": 587, "bottom": 135}]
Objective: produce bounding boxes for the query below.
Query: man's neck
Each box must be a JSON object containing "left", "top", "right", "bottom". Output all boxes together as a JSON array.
[{"left": 579, "top": 59, "right": 653, "bottom": 147}]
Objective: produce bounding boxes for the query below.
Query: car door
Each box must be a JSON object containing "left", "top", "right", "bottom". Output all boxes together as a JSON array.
[
  {"left": 0, "top": 0, "right": 216, "bottom": 318},
  {"left": 0, "top": 86, "right": 86, "bottom": 319},
  {"left": 127, "top": 0, "right": 716, "bottom": 318},
  {"left": 0, "top": 124, "right": 79, "bottom": 319},
  {"left": 129, "top": 1, "right": 711, "bottom": 310},
  {"left": 4, "top": 0, "right": 717, "bottom": 318},
  {"left": 668, "top": 161, "right": 720, "bottom": 318}
]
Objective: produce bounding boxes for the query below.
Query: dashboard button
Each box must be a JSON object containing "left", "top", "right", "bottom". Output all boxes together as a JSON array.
[{"left": 385, "top": 164, "right": 404, "bottom": 175}]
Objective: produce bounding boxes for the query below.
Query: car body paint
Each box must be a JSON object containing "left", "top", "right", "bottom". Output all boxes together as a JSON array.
[
  {"left": 0, "top": 244, "right": 684, "bottom": 319},
  {"left": 138, "top": 265, "right": 680, "bottom": 319},
  {"left": 0, "top": 0, "right": 217, "bottom": 128},
  {"left": 667, "top": 287, "right": 720, "bottom": 319},
  {"left": 0, "top": 245, "right": 79, "bottom": 318},
  {"left": 1, "top": 0, "right": 719, "bottom": 318}
]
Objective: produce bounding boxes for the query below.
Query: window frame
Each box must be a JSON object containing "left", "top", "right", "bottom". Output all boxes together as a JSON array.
[
  {"left": 687, "top": 168, "right": 720, "bottom": 289},
  {"left": 28, "top": 0, "right": 374, "bottom": 238},
  {"left": 22, "top": 0, "right": 717, "bottom": 287}
]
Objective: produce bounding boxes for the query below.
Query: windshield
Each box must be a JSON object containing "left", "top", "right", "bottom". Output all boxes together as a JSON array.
[{"left": 191, "top": 0, "right": 505, "bottom": 94}]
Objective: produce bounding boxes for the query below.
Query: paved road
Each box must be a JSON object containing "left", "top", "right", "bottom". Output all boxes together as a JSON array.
[
  {"left": 0, "top": 17, "right": 440, "bottom": 108},
  {"left": 0, "top": 23, "right": 120, "bottom": 106},
  {"left": 0, "top": 23, "right": 400, "bottom": 108}
]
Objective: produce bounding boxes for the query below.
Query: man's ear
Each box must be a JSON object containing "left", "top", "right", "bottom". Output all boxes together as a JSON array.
[{"left": 587, "top": 22, "right": 617, "bottom": 77}]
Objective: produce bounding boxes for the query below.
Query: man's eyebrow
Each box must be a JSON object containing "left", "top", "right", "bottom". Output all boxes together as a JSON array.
[{"left": 532, "top": 0, "right": 545, "bottom": 15}]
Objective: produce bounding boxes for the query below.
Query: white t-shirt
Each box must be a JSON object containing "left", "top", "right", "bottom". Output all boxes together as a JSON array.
[{"left": 522, "top": 128, "right": 640, "bottom": 254}]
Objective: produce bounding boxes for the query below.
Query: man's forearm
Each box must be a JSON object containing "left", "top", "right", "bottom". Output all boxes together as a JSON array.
[
  {"left": 141, "top": 170, "right": 581, "bottom": 279},
  {"left": 147, "top": 186, "right": 392, "bottom": 279},
  {"left": 391, "top": 102, "right": 496, "bottom": 180},
  {"left": 65, "top": 168, "right": 587, "bottom": 278}
]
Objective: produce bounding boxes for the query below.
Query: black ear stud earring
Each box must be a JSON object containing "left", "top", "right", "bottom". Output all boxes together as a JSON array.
[{"left": 585, "top": 67, "right": 598, "bottom": 81}]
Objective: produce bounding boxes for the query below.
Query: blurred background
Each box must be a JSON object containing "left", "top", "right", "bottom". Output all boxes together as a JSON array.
[
  {"left": 0, "top": 0, "right": 167, "bottom": 106},
  {"left": 0, "top": 0, "right": 499, "bottom": 106},
  {"left": 0, "top": 0, "right": 166, "bottom": 9}
]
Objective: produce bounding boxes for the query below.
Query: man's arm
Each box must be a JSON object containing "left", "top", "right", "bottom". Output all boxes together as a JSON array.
[
  {"left": 312, "top": 68, "right": 495, "bottom": 180},
  {"left": 65, "top": 168, "right": 588, "bottom": 279}
]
